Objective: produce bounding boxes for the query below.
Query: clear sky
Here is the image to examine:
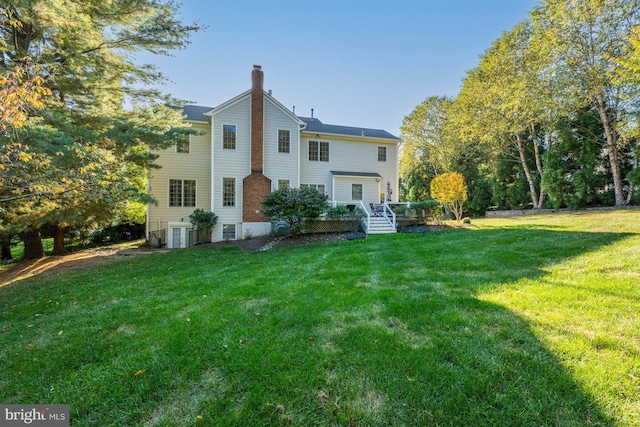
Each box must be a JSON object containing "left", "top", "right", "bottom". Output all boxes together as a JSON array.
[{"left": 138, "top": 0, "right": 538, "bottom": 137}]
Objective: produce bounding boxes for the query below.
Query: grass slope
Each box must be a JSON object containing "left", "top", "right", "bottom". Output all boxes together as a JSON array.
[{"left": 1, "top": 211, "right": 639, "bottom": 426}]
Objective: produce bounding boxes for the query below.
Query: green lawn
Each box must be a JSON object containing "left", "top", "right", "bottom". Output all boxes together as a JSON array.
[{"left": 1, "top": 211, "right": 639, "bottom": 426}]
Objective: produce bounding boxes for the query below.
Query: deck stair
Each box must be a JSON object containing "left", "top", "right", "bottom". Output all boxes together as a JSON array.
[{"left": 368, "top": 216, "right": 396, "bottom": 234}]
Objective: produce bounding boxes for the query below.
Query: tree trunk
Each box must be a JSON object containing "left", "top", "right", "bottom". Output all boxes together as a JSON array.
[
  {"left": 515, "top": 134, "right": 539, "bottom": 209},
  {"left": 22, "top": 229, "right": 44, "bottom": 260},
  {"left": 627, "top": 154, "right": 638, "bottom": 206},
  {"left": 52, "top": 225, "right": 67, "bottom": 255},
  {"left": 595, "top": 93, "right": 625, "bottom": 207},
  {"left": 531, "top": 123, "right": 546, "bottom": 209},
  {"left": 1, "top": 243, "right": 12, "bottom": 260}
]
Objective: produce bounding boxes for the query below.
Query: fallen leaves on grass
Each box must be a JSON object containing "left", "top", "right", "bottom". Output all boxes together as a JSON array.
[{"left": 318, "top": 390, "right": 329, "bottom": 406}]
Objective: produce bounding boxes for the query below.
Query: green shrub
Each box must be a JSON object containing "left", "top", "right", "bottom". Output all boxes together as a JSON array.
[
  {"left": 263, "top": 187, "right": 329, "bottom": 236},
  {"left": 462, "top": 217, "right": 471, "bottom": 224},
  {"left": 189, "top": 209, "right": 218, "bottom": 244},
  {"left": 326, "top": 206, "right": 350, "bottom": 217},
  {"left": 90, "top": 222, "right": 145, "bottom": 245}
]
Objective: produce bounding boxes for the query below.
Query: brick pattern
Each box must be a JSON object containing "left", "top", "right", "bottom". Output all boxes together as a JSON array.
[
  {"left": 250, "top": 65, "right": 264, "bottom": 173},
  {"left": 243, "top": 65, "right": 270, "bottom": 222},
  {"left": 243, "top": 173, "right": 271, "bottom": 222}
]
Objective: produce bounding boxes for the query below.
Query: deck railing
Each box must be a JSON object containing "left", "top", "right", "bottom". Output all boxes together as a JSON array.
[
  {"left": 148, "top": 229, "right": 166, "bottom": 248},
  {"left": 328, "top": 200, "right": 370, "bottom": 233},
  {"left": 381, "top": 202, "right": 396, "bottom": 228}
]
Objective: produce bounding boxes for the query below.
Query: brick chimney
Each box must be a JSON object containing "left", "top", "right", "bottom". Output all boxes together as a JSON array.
[
  {"left": 250, "top": 65, "right": 264, "bottom": 173},
  {"left": 243, "top": 65, "right": 271, "bottom": 223}
]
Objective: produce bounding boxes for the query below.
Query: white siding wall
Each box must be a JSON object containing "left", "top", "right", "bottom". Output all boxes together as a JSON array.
[
  {"left": 147, "top": 122, "right": 212, "bottom": 240},
  {"left": 300, "top": 135, "right": 398, "bottom": 202},
  {"left": 333, "top": 177, "right": 381, "bottom": 204},
  {"left": 147, "top": 94, "right": 398, "bottom": 243},
  {"left": 212, "top": 96, "right": 251, "bottom": 241},
  {"left": 263, "top": 98, "right": 300, "bottom": 189}
]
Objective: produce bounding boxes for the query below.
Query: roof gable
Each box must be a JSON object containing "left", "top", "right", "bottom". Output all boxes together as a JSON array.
[
  {"left": 208, "top": 89, "right": 252, "bottom": 115},
  {"left": 265, "top": 92, "right": 305, "bottom": 126}
]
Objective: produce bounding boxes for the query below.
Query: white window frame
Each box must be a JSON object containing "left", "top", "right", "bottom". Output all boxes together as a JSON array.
[
  {"left": 278, "top": 179, "right": 290, "bottom": 190},
  {"left": 222, "top": 177, "right": 236, "bottom": 207},
  {"left": 278, "top": 129, "right": 291, "bottom": 154},
  {"left": 168, "top": 222, "right": 194, "bottom": 249},
  {"left": 168, "top": 179, "right": 196, "bottom": 207},
  {"left": 222, "top": 124, "right": 237, "bottom": 150},
  {"left": 378, "top": 146, "right": 387, "bottom": 162},
  {"left": 302, "top": 183, "right": 326, "bottom": 195},
  {"left": 222, "top": 224, "right": 236, "bottom": 240},
  {"left": 176, "top": 135, "right": 191, "bottom": 154},
  {"left": 352, "top": 183, "right": 363, "bottom": 201},
  {"left": 309, "top": 140, "right": 329, "bottom": 162}
]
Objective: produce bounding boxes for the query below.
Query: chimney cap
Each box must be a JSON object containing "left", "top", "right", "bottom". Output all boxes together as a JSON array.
[{"left": 253, "top": 64, "right": 262, "bottom": 71}]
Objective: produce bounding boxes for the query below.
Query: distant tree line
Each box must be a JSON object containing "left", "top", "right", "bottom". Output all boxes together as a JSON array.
[{"left": 400, "top": 0, "right": 640, "bottom": 215}]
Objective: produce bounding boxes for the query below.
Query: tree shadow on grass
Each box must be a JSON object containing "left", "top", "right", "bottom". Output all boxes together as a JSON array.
[
  {"left": 291, "top": 227, "right": 633, "bottom": 425},
  {"left": 150, "top": 226, "right": 631, "bottom": 425},
  {"left": 0, "top": 226, "right": 634, "bottom": 425}
]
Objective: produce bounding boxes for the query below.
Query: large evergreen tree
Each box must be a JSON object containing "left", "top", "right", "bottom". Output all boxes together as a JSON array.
[{"left": 0, "top": 1, "right": 202, "bottom": 259}]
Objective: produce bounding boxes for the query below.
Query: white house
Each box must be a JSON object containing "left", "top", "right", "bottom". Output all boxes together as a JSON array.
[{"left": 147, "top": 65, "right": 400, "bottom": 247}]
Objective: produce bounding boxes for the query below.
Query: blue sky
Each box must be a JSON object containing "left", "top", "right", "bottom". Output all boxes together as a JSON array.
[{"left": 138, "top": 1, "right": 538, "bottom": 136}]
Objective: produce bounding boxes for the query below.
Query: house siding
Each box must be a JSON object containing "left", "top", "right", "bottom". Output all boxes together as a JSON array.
[
  {"left": 263, "top": 97, "right": 300, "bottom": 189},
  {"left": 147, "top": 122, "right": 211, "bottom": 240},
  {"left": 212, "top": 96, "right": 251, "bottom": 240},
  {"left": 300, "top": 134, "right": 398, "bottom": 202},
  {"left": 147, "top": 69, "right": 399, "bottom": 244}
]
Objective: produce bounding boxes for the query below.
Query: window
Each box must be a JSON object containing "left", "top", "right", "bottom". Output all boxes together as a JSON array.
[
  {"left": 352, "top": 184, "right": 363, "bottom": 200},
  {"left": 309, "top": 141, "right": 318, "bottom": 161},
  {"left": 302, "top": 183, "right": 325, "bottom": 195},
  {"left": 176, "top": 137, "right": 190, "bottom": 154},
  {"left": 309, "top": 140, "right": 329, "bottom": 162},
  {"left": 169, "top": 179, "right": 196, "bottom": 207},
  {"left": 183, "top": 180, "right": 196, "bottom": 206},
  {"left": 222, "top": 224, "right": 236, "bottom": 240},
  {"left": 378, "top": 146, "right": 387, "bottom": 162},
  {"left": 223, "top": 178, "right": 235, "bottom": 207},
  {"left": 278, "top": 180, "right": 290, "bottom": 190},
  {"left": 278, "top": 129, "right": 290, "bottom": 153},
  {"left": 319, "top": 141, "right": 329, "bottom": 161},
  {"left": 223, "top": 124, "right": 236, "bottom": 149}
]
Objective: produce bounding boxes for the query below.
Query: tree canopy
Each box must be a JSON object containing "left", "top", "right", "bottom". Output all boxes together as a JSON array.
[
  {"left": 430, "top": 172, "right": 468, "bottom": 223},
  {"left": 401, "top": 0, "right": 640, "bottom": 213},
  {"left": 0, "top": 1, "right": 202, "bottom": 258}
]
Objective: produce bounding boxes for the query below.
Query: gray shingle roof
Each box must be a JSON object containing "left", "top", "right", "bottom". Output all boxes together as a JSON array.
[
  {"left": 179, "top": 105, "right": 212, "bottom": 122},
  {"left": 331, "top": 171, "right": 382, "bottom": 178},
  {"left": 299, "top": 117, "right": 399, "bottom": 140},
  {"left": 171, "top": 106, "right": 399, "bottom": 140}
]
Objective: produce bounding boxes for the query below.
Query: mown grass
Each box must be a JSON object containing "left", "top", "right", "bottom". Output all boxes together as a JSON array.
[{"left": 1, "top": 210, "right": 639, "bottom": 426}]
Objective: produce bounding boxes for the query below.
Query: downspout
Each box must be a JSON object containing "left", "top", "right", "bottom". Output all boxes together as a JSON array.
[{"left": 331, "top": 174, "right": 336, "bottom": 206}]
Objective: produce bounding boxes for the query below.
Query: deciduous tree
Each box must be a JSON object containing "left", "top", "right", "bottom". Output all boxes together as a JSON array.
[
  {"left": 430, "top": 172, "right": 468, "bottom": 223},
  {"left": 532, "top": 0, "right": 640, "bottom": 206}
]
